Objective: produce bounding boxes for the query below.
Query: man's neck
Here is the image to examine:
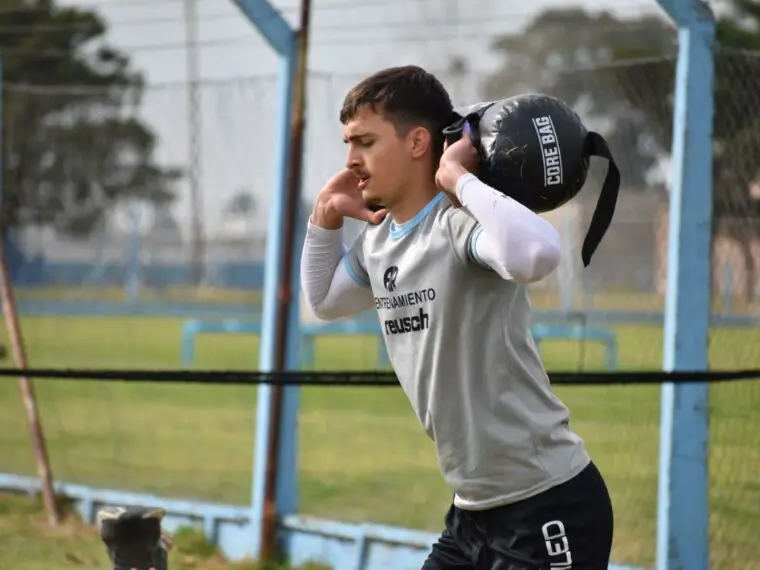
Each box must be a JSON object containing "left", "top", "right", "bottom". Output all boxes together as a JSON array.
[{"left": 388, "top": 182, "right": 440, "bottom": 225}]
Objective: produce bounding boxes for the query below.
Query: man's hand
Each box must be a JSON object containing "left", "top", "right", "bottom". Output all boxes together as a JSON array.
[
  {"left": 311, "top": 169, "right": 388, "bottom": 230},
  {"left": 436, "top": 127, "right": 480, "bottom": 196}
]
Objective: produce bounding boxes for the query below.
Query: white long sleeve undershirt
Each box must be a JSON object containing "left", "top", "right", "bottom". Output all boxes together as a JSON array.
[
  {"left": 301, "top": 174, "right": 562, "bottom": 321},
  {"left": 456, "top": 173, "right": 561, "bottom": 284},
  {"left": 299, "top": 224, "right": 375, "bottom": 320}
]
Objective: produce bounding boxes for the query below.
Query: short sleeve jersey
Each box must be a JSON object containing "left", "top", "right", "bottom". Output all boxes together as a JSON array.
[{"left": 342, "top": 193, "right": 590, "bottom": 510}]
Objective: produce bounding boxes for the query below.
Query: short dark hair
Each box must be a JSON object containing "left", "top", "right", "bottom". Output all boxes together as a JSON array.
[{"left": 340, "top": 65, "right": 454, "bottom": 162}]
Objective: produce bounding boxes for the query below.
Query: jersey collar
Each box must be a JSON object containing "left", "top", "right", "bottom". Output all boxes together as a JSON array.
[{"left": 389, "top": 192, "right": 446, "bottom": 239}]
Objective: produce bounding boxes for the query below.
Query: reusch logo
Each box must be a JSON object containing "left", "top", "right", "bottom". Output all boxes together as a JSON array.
[{"left": 383, "top": 307, "right": 430, "bottom": 336}]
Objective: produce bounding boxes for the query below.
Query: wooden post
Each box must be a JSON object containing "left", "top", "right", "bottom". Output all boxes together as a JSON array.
[{"left": 0, "top": 234, "right": 59, "bottom": 525}]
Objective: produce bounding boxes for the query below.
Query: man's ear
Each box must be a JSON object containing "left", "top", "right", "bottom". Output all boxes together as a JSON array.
[{"left": 407, "top": 126, "right": 432, "bottom": 160}]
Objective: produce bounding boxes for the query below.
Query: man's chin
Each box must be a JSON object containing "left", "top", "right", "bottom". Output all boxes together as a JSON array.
[{"left": 362, "top": 190, "right": 384, "bottom": 209}]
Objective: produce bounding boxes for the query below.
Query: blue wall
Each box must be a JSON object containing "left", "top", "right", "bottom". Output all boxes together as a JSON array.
[
  {"left": 12, "top": 260, "right": 267, "bottom": 290},
  {"left": 4, "top": 230, "right": 266, "bottom": 290}
]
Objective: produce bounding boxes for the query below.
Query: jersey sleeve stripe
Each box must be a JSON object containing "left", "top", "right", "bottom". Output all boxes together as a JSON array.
[
  {"left": 468, "top": 226, "right": 488, "bottom": 268},
  {"left": 341, "top": 256, "right": 371, "bottom": 289}
]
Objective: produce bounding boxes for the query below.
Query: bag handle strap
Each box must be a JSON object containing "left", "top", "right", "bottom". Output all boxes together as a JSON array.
[{"left": 580, "top": 131, "right": 620, "bottom": 267}]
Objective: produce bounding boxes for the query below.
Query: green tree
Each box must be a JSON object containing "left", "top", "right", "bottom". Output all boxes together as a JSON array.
[
  {"left": 0, "top": 0, "right": 182, "bottom": 236},
  {"left": 483, "top": 8, "right": 676, "bottom": 190},
  {"left": 607, "top": 1, "right": 760, "bottom": 298},
  {"left": 485, "top": 5, "right": 760, "bottom": 299},
  {"left": 714, "top": 0, "right": 760, "bottom": 300}
]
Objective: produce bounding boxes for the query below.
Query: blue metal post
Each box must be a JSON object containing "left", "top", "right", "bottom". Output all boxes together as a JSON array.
[
  {"left": 275, "top": 199, "right": 304, "bottom": 557},
  {"left": 251, "top": 50, "right": 300, "bottom": 559},
  {"left": 231, "top": 0, "right": 300, "bottom": 560},
  {"left": 655, "top": 2, "right": 715, "bottom": 569}
]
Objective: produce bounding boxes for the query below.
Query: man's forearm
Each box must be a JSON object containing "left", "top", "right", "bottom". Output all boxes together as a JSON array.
[{"left": 300, "top": 222, "right": 373, "bottom": 320}]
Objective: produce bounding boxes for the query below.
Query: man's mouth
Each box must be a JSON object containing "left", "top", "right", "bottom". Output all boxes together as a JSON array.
[{"left": 358, "top": 176, "right": 370, "bottom": 190}]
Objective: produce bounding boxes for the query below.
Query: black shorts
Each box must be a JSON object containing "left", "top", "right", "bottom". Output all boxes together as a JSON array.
[{"left": 422, "top": 461, "right": 614, "bottom": 570}]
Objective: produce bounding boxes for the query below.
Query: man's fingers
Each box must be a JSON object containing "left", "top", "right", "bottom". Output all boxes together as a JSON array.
[
  {"left": 351, "top": 207, "right": 387, "bottom": 224},
  {"left": 369, "top": 209, "right": 388, "bottom": 224}
]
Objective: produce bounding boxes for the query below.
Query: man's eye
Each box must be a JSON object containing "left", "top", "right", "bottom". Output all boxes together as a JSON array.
[{"left": 358, "top": 140, "right": 374, "bottom": 148}]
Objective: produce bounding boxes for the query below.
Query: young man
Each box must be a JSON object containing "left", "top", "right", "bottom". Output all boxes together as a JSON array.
[{"left": 300, "top": 66, "right": 614, "bottom": 569}]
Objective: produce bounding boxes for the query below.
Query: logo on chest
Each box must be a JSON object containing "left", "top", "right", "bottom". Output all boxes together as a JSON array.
[
  {"left": 375, "top": 265, "right": 433, "bottom": 336},
  {"left": 383, "top": 266, "right": 399, "bottom": 292},
  {"left": 384, "top": 307, "right": 430, "bottom": 336}
]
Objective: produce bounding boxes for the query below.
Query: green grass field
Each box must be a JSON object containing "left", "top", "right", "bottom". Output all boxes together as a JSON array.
[{"left": 0, "top": 314, "right": 758, "bottom": 569}]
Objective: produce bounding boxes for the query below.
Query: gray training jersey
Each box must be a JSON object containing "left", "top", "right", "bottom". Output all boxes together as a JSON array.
[{"left": 343, "top": 193, "right": 590, "bottom": 510}]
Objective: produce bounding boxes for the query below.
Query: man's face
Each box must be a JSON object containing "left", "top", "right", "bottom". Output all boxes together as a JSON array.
[{"left": 342, "top": 107, "right": 418, "bottom": 208}]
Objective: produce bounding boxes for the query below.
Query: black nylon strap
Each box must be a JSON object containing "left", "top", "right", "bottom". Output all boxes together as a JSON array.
[
  {"left": 442, "top": 112, "right": 488, "bottom": 170},
  {"left": 580, "top": 131, "right": 620, "bottom": 267},
  {"left": 442, "top": 103, "right": 495, "bottom": 149}
]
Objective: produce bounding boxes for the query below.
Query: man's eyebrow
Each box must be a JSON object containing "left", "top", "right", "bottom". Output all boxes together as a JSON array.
[{"left": 343, "top": 132, "right": 373, "bottom": 143}]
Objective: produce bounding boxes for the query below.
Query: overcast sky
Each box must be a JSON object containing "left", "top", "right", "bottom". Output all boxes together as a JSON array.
[{"left": 55, "top": 0, "right": 725, "bottom": 236}]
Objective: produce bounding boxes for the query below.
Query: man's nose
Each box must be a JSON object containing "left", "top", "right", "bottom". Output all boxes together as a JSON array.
[{"left": 346, "top": 146, "right": 363, "bottom": 169}]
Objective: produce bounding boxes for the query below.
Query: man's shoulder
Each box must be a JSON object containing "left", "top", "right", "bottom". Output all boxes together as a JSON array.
[{"left": 438, "top": 201, "right": 477, "bottom": 226}]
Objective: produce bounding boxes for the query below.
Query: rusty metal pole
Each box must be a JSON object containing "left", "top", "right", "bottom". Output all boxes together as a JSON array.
[
  {"left": 0, "top": 234, "right": 60, "bottom": 526},
  {"left": 259, "top": 0, "right": 312, "bottom": 561},
  {"left": 0, "top": 54, "right": 59, "bottom": 527}
]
